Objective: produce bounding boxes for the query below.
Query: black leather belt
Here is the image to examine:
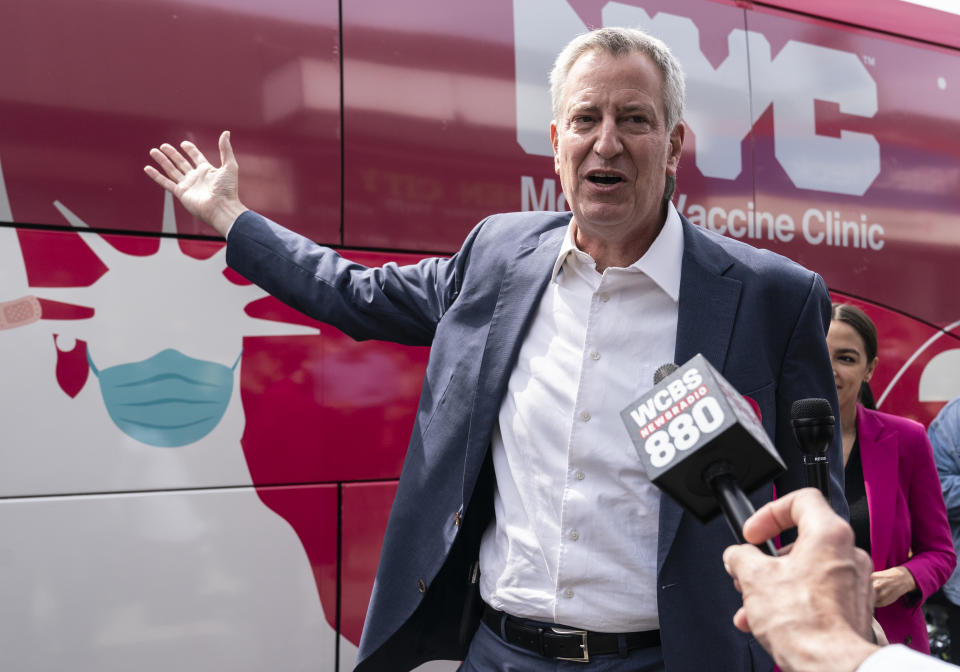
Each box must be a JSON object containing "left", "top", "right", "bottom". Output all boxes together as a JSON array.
[{"left": 481, "top": 602, "right": 660, "bottom": 662}]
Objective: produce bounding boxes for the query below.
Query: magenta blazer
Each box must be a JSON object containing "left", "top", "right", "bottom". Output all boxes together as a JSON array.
[{"left": 859, "top": 405, "right": 956, "bottom": 652}]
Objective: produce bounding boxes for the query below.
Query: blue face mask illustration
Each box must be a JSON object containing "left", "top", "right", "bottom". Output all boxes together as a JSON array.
[{"left": 88, "top": 348, "right": 241, "bottom": 447}]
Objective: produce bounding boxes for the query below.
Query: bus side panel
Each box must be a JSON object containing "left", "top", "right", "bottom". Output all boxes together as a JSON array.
[
  {"left": 0, "top": 485, "right": 337, "bottom": 670},
  {"left": 0, "top": 0, "right": 341, "bottom": 243},
  {"left": 746, "top": 6, "right": 960, "bottom": 330}
]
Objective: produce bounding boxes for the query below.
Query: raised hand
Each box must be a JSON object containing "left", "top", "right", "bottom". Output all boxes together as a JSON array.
[{"left": 144, "top": 130, "right": 247, "bottom": 237}]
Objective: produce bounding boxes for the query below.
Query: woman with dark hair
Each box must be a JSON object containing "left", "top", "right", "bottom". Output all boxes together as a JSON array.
[{"left": 828, "top": 303, "right": 955, "bottom": 653}]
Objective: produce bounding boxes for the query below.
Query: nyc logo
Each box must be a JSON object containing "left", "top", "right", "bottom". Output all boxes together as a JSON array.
[{"left": 514, "top": 0, "right": 881, "bottom": 197}]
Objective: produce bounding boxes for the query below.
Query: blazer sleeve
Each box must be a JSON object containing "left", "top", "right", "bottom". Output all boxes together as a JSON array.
[
  {"left": 773, "top": 272, "right": 847, "bottom": 518},
  {"left": 225, "top": 210, "right": 484, "bottom": 346},
  {"left": 930, "top": 401, "right": 960, "bottom": 522},
  {"left": 900, "top": 419, "right": 957, "bottom": 602}
]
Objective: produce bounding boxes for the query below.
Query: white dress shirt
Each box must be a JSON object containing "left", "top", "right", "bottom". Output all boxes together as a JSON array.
[
  {"left": 859, "top": 645, "right": 957, "bottom": 671},
  {"left": 478, "top": 203, "right": 684, "bottom": 632}
]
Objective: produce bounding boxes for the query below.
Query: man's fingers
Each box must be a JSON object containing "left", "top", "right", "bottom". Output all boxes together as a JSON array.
[
  {"left": 218, "top": 130, "right": 235, "bottom": 167},
  {"left": 149, "top": 146, "right": 185, "bottom": 181},
  {"left": 732, "top": 606, "right": 751, "bottom": 634},
  {"left": 722, "top": 543, "right": 767, "bottom": 586},
  {"left": 742, "top": 488, "right": 832, "bottom": 545},
  {"left": 180, "top": 140, "right": 208, "bottom": 168},
  {"left": 143, "top": 165, "right": 177, "bottom": 192},
  {"left": 159, "top": 142, "right": 193, "bottom": 174}
]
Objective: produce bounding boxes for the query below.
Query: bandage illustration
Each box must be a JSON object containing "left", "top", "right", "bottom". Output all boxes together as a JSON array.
[{"left": 0, "top": 295, "right": 40, "bottom": 329}]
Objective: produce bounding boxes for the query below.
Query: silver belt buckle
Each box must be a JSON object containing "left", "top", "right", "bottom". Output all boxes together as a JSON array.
[{"left": 551, "top": 626, "right": 589, "bottom": 662}]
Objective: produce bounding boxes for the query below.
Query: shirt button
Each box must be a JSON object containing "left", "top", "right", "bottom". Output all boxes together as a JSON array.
[
  {"left": 564, "top": 588, "right": 574, "bottom": 599},
  {"left": 575, "top": 471, "right": 585, "bottom": 481},
  {"left": 580, "top": 411, "right": 591, "bottom": 422},
  {"left": 599, "top": 293, "right": 610, "bottom": 303},
  {"left": 591, "top": 351, "right": 600, "bottom": 361},
  {"left": 569, "top": 529, "right": 579, "bottom": 541}
]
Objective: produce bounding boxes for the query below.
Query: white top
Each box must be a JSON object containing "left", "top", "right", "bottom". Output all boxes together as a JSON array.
[
  {"left": 478, "top": 203, "right": 684, "bottom": 632},
  {"left": 859, "top": 645, "right": 957, "bottom": 671}
]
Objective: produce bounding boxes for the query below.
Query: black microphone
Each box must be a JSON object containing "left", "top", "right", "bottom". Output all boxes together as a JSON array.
[
  {"left": 790, "top": 398, "right": 834, "bottom": 503},
  {"left": 621, "top": 354, "right": 784, "bottom": 556}
]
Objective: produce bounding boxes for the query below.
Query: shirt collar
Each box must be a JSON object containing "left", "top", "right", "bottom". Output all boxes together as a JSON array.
[{"left": 550, "top": 201, "right": 685, "bottom": 301}]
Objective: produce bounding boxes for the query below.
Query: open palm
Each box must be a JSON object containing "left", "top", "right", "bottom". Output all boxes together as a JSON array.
[{"left": 144, "top": 130, "right": 245, "bottom": 236}]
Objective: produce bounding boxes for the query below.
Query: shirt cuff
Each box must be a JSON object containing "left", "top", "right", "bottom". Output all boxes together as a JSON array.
[{"left": 858, "top": 645, "right": 955, "bottom": 671}]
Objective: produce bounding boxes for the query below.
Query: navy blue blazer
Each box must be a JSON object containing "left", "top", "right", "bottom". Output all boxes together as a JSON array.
[{"left": 226, "top": 209, "right": 846, "bottom": 671}]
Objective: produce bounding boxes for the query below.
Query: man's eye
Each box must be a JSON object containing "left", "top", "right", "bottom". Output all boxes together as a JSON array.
[{"left": 629, "top": 116, "right": 648, "bottom": 124}]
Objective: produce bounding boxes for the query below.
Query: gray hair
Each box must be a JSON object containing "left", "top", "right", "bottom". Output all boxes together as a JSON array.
[{"left": 549, "top": 27, "right": 686, "bottom": 133}]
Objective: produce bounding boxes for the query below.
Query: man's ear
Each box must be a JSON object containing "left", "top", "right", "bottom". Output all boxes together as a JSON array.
[
  {"left": 666, "top": 121, "right": 685, "bottom": 176},
  {"left": 550, "top": 122, "right": 561, "bottom": 175}
]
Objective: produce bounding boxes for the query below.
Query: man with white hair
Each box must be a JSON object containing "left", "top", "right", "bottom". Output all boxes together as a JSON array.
[{"left": 146, "top": 26, "right": 844, "bottom": 671}]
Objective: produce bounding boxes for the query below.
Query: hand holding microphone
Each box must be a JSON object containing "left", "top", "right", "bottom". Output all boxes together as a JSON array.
[{"left": 722, "top": 488, "right": 879, "bottom": 672}]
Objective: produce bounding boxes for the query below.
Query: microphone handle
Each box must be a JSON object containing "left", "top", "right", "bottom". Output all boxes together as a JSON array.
[
  {"left": 801, "top": 455, "right": 831, "bottom": 504},
  {"left": 704, "top": 466, "right": 778, "bottom": 557}
]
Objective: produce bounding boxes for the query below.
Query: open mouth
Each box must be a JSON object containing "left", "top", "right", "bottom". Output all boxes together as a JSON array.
[{"left": 588, "top": 174, "right": 623, "bottom": 185}]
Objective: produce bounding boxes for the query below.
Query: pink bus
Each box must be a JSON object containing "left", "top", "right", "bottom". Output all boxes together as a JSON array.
[{"left": 0, "top": 0, "right": 957, "bottom": 668}]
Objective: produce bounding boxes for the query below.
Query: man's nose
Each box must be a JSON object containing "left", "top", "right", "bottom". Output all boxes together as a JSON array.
[{"left": 593, "top": 118, "right": 623, "bottom": 159}]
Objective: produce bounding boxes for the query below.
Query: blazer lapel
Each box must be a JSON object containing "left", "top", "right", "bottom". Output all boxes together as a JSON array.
[
  {"left": 658, "top": 220, "right": 742, "bottom": 572},
  {"left": 461, "top": 225, "right": 566, "bottom": 493},
  {"left": 859, "top": 408, "right": 898, "bottom": 570}
]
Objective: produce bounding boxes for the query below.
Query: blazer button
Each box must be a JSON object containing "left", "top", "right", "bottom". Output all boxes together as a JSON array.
[
  {"left": 417, "top": 579, "right": 427, "bottom": 593},
  {"left": 904, "top": 635, "right": 912, "bottom": 646},
  {"left": 454, "top": 511, "right": 462, "bottom": 527}
]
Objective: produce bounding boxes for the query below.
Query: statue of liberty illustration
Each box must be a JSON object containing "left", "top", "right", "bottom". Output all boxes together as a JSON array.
[{"left": 0, "top": 153, "right": 334, "bottom": 670}]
